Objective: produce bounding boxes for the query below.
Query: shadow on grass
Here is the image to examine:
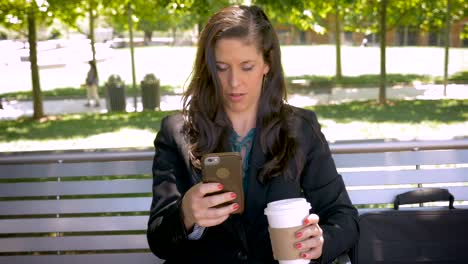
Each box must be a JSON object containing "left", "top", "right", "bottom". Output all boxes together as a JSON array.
[
  {"left": 0, "top": 110, "right": 178, "bottom": 142},
  {"left": 307, "top": 99, "right": 467, "bottom": 123},
  {"left": 1, "top": 100, "right": 466, "bottom": 142}
]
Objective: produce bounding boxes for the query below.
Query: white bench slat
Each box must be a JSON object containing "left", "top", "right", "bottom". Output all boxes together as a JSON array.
[
  {"left": 0, "top": 160, "right": 152, "bottom": 179},
  {"left": 0, "top": 216, "right": 148, "bottom": 234},
  {"left": 0, "top": 235, "right": 148, "bottom": 252},
  {"left": 0, "top": 253, "right": 163, "bottom": 264},
  {"left": 348, "top": 185, "right": 468, "bottom": 205},
  {"left": 0, "top": 179, "right": 152, "bottom": 197},
  {"left": 0, "top": 197, "right": 152, "bottom": 215},
  {"left": 333, "top": 149, "right": 468, "bottom": 168},
  {"left": 342, "top": 168, "right": 468, "bottom": 186}
]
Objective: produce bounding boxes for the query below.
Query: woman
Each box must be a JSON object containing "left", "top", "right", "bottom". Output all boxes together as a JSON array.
[
  {"left": 84, "top": 61, "right": 100, "bottom": 107},
  {"left": 147, "top": 5, "right": 358, "bottom": 264}
]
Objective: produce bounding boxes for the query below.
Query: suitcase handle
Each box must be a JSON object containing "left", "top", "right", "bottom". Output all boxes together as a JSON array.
[{"left": 394, "top": 188, "right": 454, "bottom": 210}]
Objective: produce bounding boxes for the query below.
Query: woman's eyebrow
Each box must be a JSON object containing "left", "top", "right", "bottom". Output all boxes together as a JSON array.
[{"left": 215, "top": 60, "right": 255, "bottom": 63}]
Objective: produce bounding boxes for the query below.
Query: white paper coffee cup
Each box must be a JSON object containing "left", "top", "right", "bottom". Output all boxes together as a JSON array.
[{"left": 264, "top": 198, "right": 311, "bottom": 264}]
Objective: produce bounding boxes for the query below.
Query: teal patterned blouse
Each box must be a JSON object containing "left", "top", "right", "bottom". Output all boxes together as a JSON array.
[{"left": 229, "top": 128, "right": 256, "bottom": 197}]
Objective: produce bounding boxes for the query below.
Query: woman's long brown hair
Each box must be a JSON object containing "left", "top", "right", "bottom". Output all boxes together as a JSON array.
[{"left": 182, "top": 5, "right": 305, "bottom": 183}]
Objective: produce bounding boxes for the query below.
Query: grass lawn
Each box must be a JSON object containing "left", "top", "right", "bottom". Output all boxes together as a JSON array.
[{"left": 1, "top": 99, "right": 466, "bottom": 152}]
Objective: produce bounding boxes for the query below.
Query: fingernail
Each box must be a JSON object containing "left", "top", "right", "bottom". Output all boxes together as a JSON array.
[
  {"left": 218, "top": 184, "right": 223, "bottom": 190},
  {"left": 295, "top": 232, "right": 302, "bottom": 238},
  {"left": 304, "top": 219, "right": 310, "bottom": 225},
  {"left": 232, "top": 203, "right": 239, "bottom": 210},
  {"left": 295, "top": 243, "right": 302, "bottom": 249},
  {"left": 301, "top": 253, "right": 308, "bottom": 258},
  {"left": 230, "top": 192, "right": 237, "bottom": 199}
]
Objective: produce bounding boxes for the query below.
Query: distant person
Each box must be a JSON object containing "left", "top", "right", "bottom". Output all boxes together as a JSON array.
[
  {"left": 85, "top": 61, "right": 100, "bottom": 107},
  {"left": 360, "top": 37, "right": 368, "bottom": 47},
  {"left": 147, "top": 5, "right": 358, "bottom": 263}
]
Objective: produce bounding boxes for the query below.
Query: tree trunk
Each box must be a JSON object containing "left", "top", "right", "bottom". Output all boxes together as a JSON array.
[
  {"left": 144, "top": 30, "right": 152, "bottom": 45},
  {"left": 89, "top": 0, "right": 98, "bottom": 78},
  {"left": 334, "top": 0, "right": 342, "bottom": 84},
  {"left": 28, "top": 4, "right": 44, "bottom": 120},
  {"left": 403, "top": 26, "right": 408, "bottom": 46},
  {"left": 128, "top": 3, "right": 137, "bottom": 111},
  {"left": 379, "top": 0, "right": 387, "bottom": 104},
  {"left": 443, "top": 0, "right": 452, "bottom": 97},
  {"left": 172, "top": 27, "right": 176, "bottom": 46}
]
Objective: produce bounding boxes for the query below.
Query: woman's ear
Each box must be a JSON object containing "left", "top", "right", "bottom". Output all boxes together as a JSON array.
[
  {"left": 263, "top": 63, "right": 270, "bottom": 75},
  {"left": 263, "top": 50, "right": 271, "bottom": 75}
]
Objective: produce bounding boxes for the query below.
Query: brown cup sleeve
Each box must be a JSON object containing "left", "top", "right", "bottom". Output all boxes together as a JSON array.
[{"left": 268, "top": 226, "right": 302, "bottom": 260}]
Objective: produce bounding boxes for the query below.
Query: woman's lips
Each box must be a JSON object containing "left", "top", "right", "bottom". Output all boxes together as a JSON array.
[{"left": 228, "top": 93, "right": 245, "bottom": 102}]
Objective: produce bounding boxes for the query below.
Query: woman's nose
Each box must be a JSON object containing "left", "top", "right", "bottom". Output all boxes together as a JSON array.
[{"left": 229, "top": 69, "right": 240, "bottom": 88}]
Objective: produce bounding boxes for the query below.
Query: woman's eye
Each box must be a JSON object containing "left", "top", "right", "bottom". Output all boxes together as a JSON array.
[
  {"left": 216, "top": 65, "right": 228, "bottom": 72},
  {"left": 242, "top": 65, "right": 254, "bottom": 71}
]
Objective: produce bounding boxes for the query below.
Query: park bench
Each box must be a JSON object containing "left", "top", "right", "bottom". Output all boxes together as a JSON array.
[{"left": 0, "top": 138, "right": 467, "bottom": 264}]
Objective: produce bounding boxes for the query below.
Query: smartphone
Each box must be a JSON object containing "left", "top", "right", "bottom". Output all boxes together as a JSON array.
[{"left": 201, "top": 152, "right": 244, "bottom": 214}]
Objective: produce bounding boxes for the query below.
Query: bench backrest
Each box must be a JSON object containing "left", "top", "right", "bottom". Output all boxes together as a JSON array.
[
  {"left": 0, "top": 139, "right": 467, "bottom": 263},
  {"left": 334, "top": 139, "right": 468, "bottom": 213},
  {"left": 0, "top": 150, "right": 158, "bottom": 264}
]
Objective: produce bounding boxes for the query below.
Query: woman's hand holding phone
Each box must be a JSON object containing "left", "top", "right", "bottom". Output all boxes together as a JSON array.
[{"left": 181, "top": 182, "right": 239, "bottom": 232}]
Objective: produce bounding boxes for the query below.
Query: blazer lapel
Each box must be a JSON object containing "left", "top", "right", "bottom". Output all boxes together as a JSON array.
[{"left": 244, "top": 128, "right": 269, "bottom": 226}]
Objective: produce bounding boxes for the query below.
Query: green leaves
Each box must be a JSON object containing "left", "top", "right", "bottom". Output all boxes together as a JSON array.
[
  {"left": 344, "top": 0, "right": 467, "bottom": 34},
  {"left": 0, "top": 0, "right": 47, "bottom": 36}
]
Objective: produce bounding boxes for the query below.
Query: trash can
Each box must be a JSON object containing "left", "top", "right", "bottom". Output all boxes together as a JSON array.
[
  {"left": 105, "top": 75, "right": 126, "bottom": 112},
  {"left": 141, "top": 73, "right": 160, "bottom": 111}
]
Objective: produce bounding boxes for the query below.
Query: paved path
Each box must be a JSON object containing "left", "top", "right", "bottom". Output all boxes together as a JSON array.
[{"left": 1, "top": 84, "right": 467, "bottom": 120}]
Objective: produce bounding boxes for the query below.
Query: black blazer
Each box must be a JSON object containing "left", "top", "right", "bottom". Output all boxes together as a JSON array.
[{"left": 147, "top": 107, "right": 359, "bottom": 264}]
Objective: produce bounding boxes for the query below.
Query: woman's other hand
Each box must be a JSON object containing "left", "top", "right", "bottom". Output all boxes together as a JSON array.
[
  {"left": 181, "top": 182, "right": 238, "bottom": 231},
  {"left": 294, "top": 214, "right": 324, "bottom": 260}
]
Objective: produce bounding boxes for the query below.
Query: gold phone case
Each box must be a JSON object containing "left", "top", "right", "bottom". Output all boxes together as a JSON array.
[{"left": 201, "top": 152, "right": 244, "bottom": 214}]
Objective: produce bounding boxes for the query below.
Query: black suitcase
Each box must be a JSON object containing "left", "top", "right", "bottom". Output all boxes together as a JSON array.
[{"left": 351, "top": 188, "right": 468, "bottom": 264}]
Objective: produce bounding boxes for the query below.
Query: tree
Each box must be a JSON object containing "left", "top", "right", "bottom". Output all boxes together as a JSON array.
[
  {"left": 102, "top": 0, "right": 169, "bottom": 111},
  {"left": 104, "top": 1, "right": 193, "bottom": 45},
  {"left": 378, "top": 0, "right": 387, "bottom": 104},
  {"left": 307, "top": 0, "right": 356, "bottom": 84},
  {"left": 254, "top": 0, "right": 355, "bottom": 84},
  {"left": 48, "top": 0, "right": 107, "bottom": 93},
  {"left": 412, "top": 0, "right": 467, "bottom": 96},
  {"left": 27, "top": 2, "right": 43, "bottom": 119},
  {"left": 346, "top": 0, "right": 422, "bottom": 104},
  {"left": 0, "top": 0, "right": 52, "bottom": 119},
  {"left": 101, "top": 0, "right": 236, "bottom": 111},
  {"left": 182, "top": 0, "right": 235, "bottom": 33},
  {"left": 88, "top": 0, "right": 98, "bottom": 69},
  {"left": 443, "top": 0, "right": 452, "bottom": 97},
  {"left": 136, "top": 6, "right": 174, "bottom": 44},
  {"left": 347, "top": 0, "right": 467, "bottom": 103}
]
